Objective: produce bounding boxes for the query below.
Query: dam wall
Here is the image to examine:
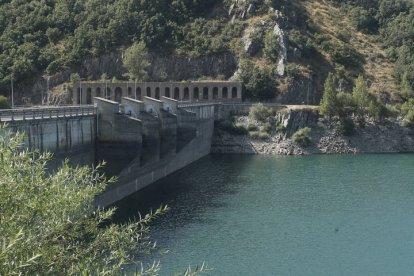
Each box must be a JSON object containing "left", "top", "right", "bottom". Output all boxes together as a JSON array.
[
  {"left": 95, "top": 102, "right": 215, "bottom": 207},
  {"left": 0, "top": 106, "right": 96, "bottom": 156}
]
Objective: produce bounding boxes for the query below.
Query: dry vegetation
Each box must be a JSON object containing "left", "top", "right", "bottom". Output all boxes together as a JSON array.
[{"left": 303, "top": 0, "right": 397, "bottom": 95}]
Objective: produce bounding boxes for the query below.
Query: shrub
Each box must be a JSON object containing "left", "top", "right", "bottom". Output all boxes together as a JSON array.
[
  {"left": 217, "top": 120, "right": 248, "bottom": 135},
  {"left": 292, "top": 127, "right": 312, "bottom": 146},
  {"left": 246, "top": 123, "right": 258, "bottom": 131},
  {"left": 249, "top": 130, "right": 270, "bottom": 140},
  {"left": 0, "top": 96, "right": 11, "bottom": 109},
  {"left": 324, "top": 41, "right": 364, "bottom": 69},
  {"left": 403, "top": 110, "right": 414, "bottom": 126},
  {"left": 249, "top": 103, "right": 273, "bottom": 122},
  {"left": 276, "top": 123, "right": 286, "bottom": 132},
  {"left": 263, "top": 31, "right": 279, "bottom": 63}
]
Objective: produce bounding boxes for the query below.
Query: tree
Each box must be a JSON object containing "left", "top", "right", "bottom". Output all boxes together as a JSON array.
[
  {"left": 320, "top": 73, "right": 338, "bottom": 117},
  {"left": 123, "top": 42, "right": 150, "bottom": 81},
  {"left": 400, "top": 72, "right": 413, "bottom": 100},
  {"left": 0, "top": 128, "right": 167, "bottom": 275},
  {"left": 352, "top": 75, "right": 370, "bottom": 117}
]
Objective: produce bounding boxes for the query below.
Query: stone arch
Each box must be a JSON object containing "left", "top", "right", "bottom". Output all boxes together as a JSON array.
[
  {"left": 96, "top": 87, "right": 101, "bottom": 98},
  {"left": 193, "top": 87, "right": 200, "bottom": 100},
  {"left": 232, "top": 87, "right": 238, "bottom": 99},
  {"left": 165, "top": 87, "right": 171, "bottom": 98},
  {"left": 222, "top": 87, "right": 228, "bottom": 99},
  {"left": 184, "top": 87, "right": 190, "bottom": 100},
  {"left": 86, "top": 87, "right": 92, "bottom": 104},
  {"left": 115, "top": 87, "right": 123, "bottom": 103},
  {"left": 174, "top": 87, "right": 180, "bottom": 100},
  {"left": 106, "top": 87, "right": 111, "bottom": 100},
  {"left": 136, "top": 87, "right": 142, "bottom": 100},
  {"left": 146, "top": 87, "right": 151, "bottom": 97},
  {"left": 213, "top": 87, "right": 219, "bottom": 99},
  {"left": 128, "top": 87, "right": 133, "bottom": 98},
  {"left": 155, "top": 87, "right": 160, "bottom": 99},
  {"left": 203, "top": 87, "right": 209, "bottom": 100}
]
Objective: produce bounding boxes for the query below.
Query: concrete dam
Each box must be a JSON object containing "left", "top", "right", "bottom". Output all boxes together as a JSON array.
[{"left": 0, "top": 95, "right": 222, "bottom": 207}]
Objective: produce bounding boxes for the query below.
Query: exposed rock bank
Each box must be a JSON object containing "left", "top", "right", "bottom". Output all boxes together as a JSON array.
[{"left": 212, "top": 110, "right": 414, "bottom": 155}]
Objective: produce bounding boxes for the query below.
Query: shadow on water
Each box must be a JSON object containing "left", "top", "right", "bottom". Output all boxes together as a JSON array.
[{"left": 111, "top": 154, "right": 254, "bottom": 227}]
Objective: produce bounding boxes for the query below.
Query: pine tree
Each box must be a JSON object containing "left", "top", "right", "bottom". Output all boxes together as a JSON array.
[
  {"left": 352, "top": 75, "right": 370, "bottom": 117},
  {"left": 401, "top": 72, "right": 413, "bottom": 100},
  {"left": 320, "top": 73, "right": 337, "bottom": 117}
]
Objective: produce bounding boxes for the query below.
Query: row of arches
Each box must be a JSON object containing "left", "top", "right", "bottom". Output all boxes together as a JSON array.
[{"left": 78, "top": 86, "right": 239, "bottom": 104}]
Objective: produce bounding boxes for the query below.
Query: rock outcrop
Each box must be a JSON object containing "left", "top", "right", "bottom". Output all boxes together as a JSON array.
[{"left": 212, "top": 109, "right": 414, "bottom": 155}]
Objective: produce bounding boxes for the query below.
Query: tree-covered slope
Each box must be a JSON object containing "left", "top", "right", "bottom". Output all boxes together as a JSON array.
[{"left": 0, "top": 0, "right": 413, "bottom": 103}]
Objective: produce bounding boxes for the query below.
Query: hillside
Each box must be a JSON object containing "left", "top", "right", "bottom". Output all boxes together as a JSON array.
[{"left": 0, "top": 0, "right": 413, "bottom": 105}]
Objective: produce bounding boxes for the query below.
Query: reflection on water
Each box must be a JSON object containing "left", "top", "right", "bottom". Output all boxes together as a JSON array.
[{"left": 115, "top": 154, "right": 414, "bottom": 276}]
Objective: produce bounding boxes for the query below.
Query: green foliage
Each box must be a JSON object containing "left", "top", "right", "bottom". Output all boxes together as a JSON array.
[
  {"left": 332, "top": 0, "right": 414, "bottom": 85},
  {"left": 367, "top": 99, "right": 388, "bottom": 121},
  {"left": 320, "top": 73, "right": 338, "bottom": 117},
  {"left": 249, "top": 130, "right": 270, "bottom": 140},
  {"left": 216, "top": 120, "right": 248, "bottom": 135},
  {"left": 336, "top": 91, "right": 355, "bottom": 116},
  {"left": 347, "top": 6, "right": 378, "bottom": 33},
  {"left": 322, "top": 40, "right": 364, "bottom": 69},
  {"left": 240, "top": 60, "right": 277, "bottom": 101},
  {"left": 400, "top": 72, "right": 414, "bottom": 100},
  {"left": 0, "top": 128, "right": 167, "bottom": 275},
  {"left": 0, "top": 96, "right": 10, "bottom": 109},
  {"left": 0, "top": 0, "right": 219, "bottom": 88},
  {"left": 123, "top": 42, "right": 150, "bottom": 81},
  {"left": 263, "top": 32, "right": 279, "bottom": 63},
  {"left": 292, "top": 127, "right": 312, "bottom": 146},
  {"left": 176, "top": 19, "right": 244, "bottom": 57},
  {"left": 248, "top": 103, "right": 273, "bottom": 123},
  {"left": 352, "top": 75, "right": 370, "bottom": 117}
]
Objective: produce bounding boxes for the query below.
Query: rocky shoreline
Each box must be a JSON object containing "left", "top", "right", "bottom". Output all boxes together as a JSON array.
[{"left": 211, "top": 110, "right": 414, "bottom": 155}]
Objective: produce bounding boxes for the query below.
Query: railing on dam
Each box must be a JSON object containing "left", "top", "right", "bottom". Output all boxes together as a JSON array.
[{"left": 0, "top": 105, "right": 96, "bottom": 122}]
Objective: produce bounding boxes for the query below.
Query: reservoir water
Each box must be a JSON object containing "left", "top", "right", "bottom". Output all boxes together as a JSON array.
[{"left": 114, "top": 154, "right": 414, "bottom": 275}]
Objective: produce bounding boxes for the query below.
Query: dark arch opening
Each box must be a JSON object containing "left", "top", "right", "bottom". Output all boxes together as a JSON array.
[
  {"left": 213, "top": 87, "right": 219, "bottom": 99},
  {"left": 184, "top": 87, "right": 189, "bottom": 100},
  {"left": 193, "top": 87, "right": 199, "bottom": 100},
  {"left": 96, "top": 87, "right": 101, "bottom": 98},
  {"left": 232, "top": 87, "right": 238, "bottom": 98},
  {"left": 174, "top": 87, "right": 180, "bottom": 100},
  {"left": 222, "top": 87, "right": 228, "bottom": 99},
  {"left": 146, "top": 87, "right": 151, "bottom": 97},
  {"left": 115, "top": 87, "right": 123, "bottom": 103},
  {"left": 165, "top": 87, "right": 171, "bottom": 98},
  {"left": 128, "top": 87, "right": 132, "bottom": 98},
  {"left": 203, "top": 87, "right": 209, "bottom": 100},
  {"left": 86, "top": 88, "right": 92, "bottom": 104},
  {"left": 155, "top": 87, "right": 160, "bottom": 99},
  {"left": 106, "top": 87, "right": 111, "bottom": 100}
]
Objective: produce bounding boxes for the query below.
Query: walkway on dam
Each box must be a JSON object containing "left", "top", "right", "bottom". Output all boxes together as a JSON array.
[{"left": 0, "top": 106, "right": 96, "bottom": 122}]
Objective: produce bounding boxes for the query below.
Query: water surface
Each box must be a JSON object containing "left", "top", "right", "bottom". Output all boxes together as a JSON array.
[{"left": 115, "top": 154, "right": 414, "bottom": 275}]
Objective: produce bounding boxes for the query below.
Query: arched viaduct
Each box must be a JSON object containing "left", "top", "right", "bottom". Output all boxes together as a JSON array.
[{"left": 72, "top": 81, "right": 243, "bottom": 105}]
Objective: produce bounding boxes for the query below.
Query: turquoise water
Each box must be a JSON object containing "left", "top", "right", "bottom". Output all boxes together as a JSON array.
[{"left": 115, "top": 154, "right": 414, "bottom": 275}]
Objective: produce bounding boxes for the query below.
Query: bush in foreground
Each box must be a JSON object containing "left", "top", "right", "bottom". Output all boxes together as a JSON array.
[{"left": 0, "top": 128, "right": 168, "bottom": 275}]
